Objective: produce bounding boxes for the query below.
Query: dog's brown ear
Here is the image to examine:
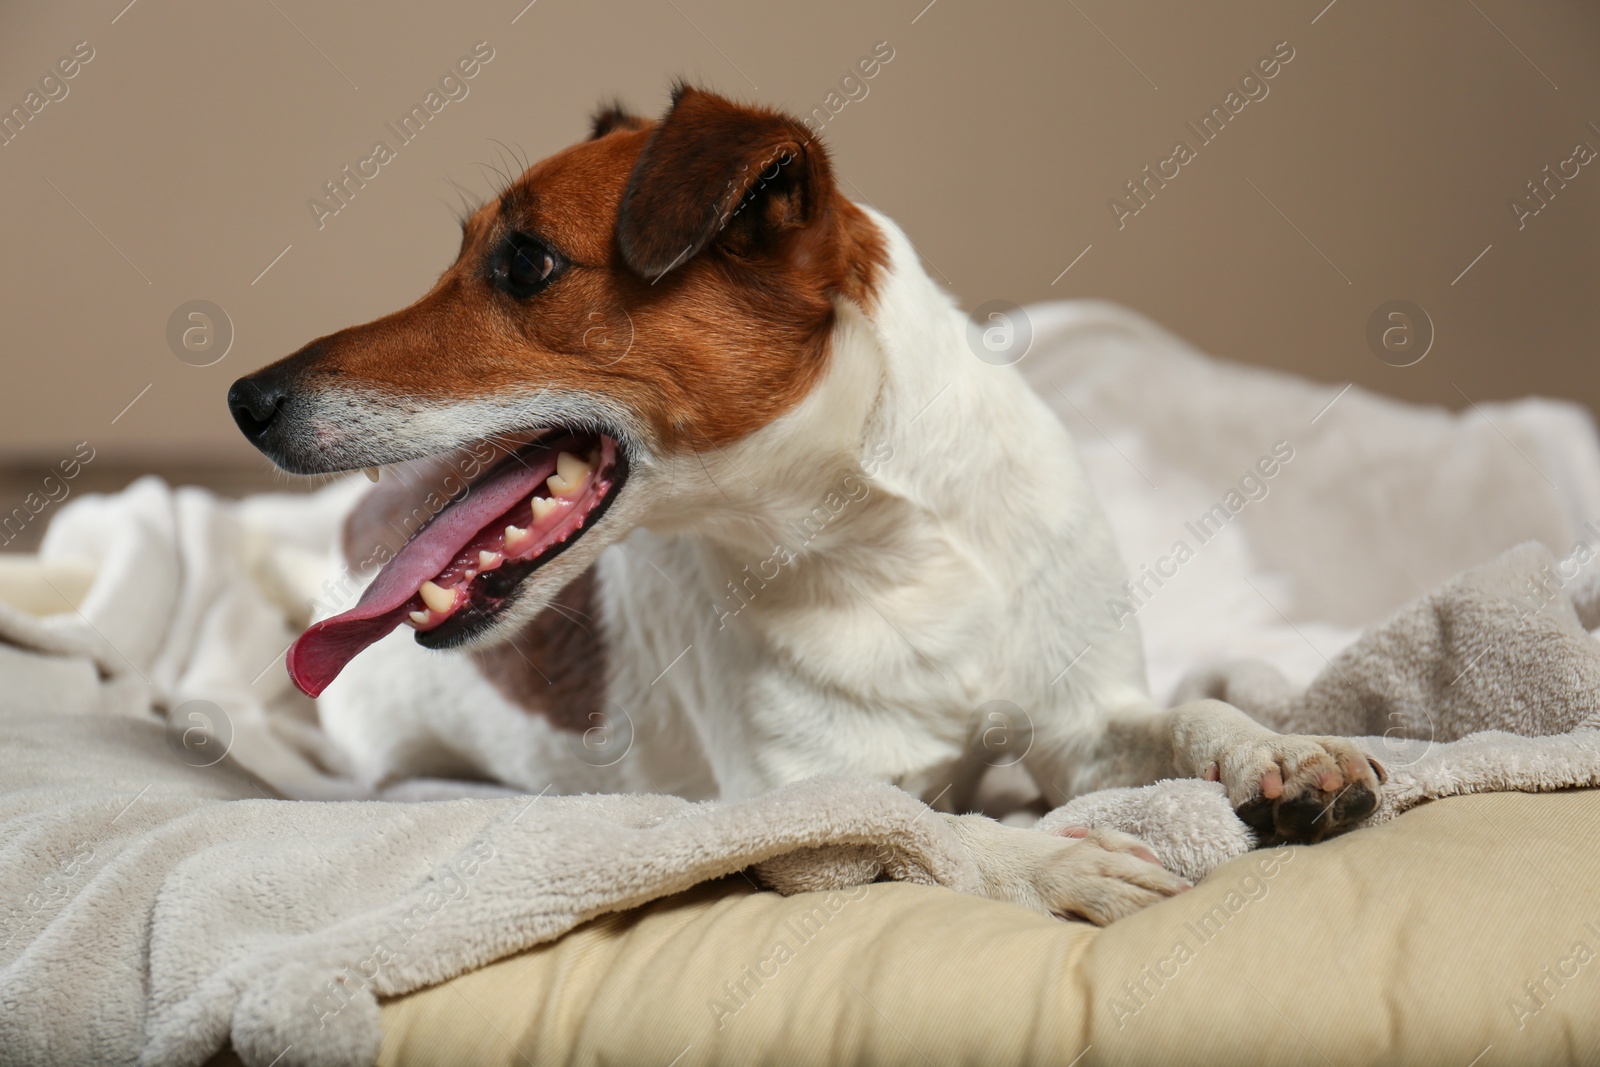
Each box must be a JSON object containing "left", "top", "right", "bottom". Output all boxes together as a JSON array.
[
  {"left": 616, "top": 84, "right": 828, "bottom": 280},
  {"left": 589, "top": 100, "right": 648, "bottom": 139}
]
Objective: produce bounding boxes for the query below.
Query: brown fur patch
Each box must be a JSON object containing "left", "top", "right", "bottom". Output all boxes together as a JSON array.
[
  {"left": 468, "top": 567, "right": 605, "bottom": 733},
  {"left": 249, "top": 85, "right": 887, "bottom": 453}
]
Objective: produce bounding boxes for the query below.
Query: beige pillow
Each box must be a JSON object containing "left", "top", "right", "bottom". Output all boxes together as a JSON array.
[{"left": 378, "top": 790, "right": 1600, "bottom": 1066}]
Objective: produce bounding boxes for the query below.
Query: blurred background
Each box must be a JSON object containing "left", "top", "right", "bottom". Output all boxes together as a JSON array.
[{"left": 2, "top": 0, "right": 1597, "bottom": 549}]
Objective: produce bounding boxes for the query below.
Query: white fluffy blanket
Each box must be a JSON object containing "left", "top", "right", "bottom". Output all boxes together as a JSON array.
[{"left": 4, "top": 301, "right": 1600, "bottom": 1066}]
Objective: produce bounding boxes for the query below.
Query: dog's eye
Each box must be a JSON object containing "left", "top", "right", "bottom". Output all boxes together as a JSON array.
[{"left": 495, "top": 234, "right": 563, "bottom": 298}]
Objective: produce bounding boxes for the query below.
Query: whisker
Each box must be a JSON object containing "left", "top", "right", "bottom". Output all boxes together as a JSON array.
[
  {"left": 547, "top": 602, "right": 592, "bottom": 633},
  {"left": 490, "top": 139, "right": 529, "bottom": 180},
  {"left": 444, "top": 175, "right": 482, "bottom": 224},
  {"left": 473, "top": 159, "right": 512, "bottom": 199}
]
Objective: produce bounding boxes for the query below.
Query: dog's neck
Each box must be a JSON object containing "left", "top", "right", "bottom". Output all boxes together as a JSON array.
[{"left": 653, "top": 211, "right": 1097, "bottom": 679}]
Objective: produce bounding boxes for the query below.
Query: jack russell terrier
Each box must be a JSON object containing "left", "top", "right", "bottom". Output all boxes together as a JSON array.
[{"left": 228, "top": 86, "right": 1383, "bottom": 924}]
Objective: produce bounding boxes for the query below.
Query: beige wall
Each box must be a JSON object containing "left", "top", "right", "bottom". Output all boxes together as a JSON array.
[{"left": 2, "top": 0, "right": 1597, "bottom": 477}]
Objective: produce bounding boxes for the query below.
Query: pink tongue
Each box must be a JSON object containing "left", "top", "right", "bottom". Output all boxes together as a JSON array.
[{"left": 287, "top": 447, "right": 561, "bottom": 697}]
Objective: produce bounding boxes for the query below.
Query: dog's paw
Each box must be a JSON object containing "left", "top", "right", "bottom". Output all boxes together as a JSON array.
[
  {"left": 1207, "top": 734, "right": 1385, "bottom": 842},
  {"left": 950, "top": 814, "right": 1189, "bottom": 925},
  {"left": 1033, "top": 827, "right": 1192, "bottom": 925}
]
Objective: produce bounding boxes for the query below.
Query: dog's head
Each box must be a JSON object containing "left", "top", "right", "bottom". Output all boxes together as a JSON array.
[{"left": 228, "top": 85, "right": 886, "bottom": 696}]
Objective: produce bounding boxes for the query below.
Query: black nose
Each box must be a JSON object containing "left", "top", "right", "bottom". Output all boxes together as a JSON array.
[{"left": 227, "top": 374, "right": 289, "bottom": 442}]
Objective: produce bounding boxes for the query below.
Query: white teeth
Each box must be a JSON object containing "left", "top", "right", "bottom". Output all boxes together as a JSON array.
[
  {"left": 409, "top": 610, "right": 430, "bottom": 626},
  {"left": 504, "top": 525, "right": 532, "bottom": 553},
  {"left": 419, "top": 580, "right": 455, "bottom": 614},
  {"left": 530, "top": 495, "right": 559, "bottom": 523},
  {"left": 546, "top": 451, "right": 592, "bottom": 499},
  {"left": 559, "top": 450, "right": 592, "bottom": 482},
  {"left": 479, "top": 550, "right": 502, "bottom": 568},
  {"left": 363, "top": 466, "right": 381, "bottom": 483}
]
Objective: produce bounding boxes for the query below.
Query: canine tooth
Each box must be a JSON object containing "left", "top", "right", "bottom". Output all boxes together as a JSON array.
[
  {"left": 363, "top": 466, "right": 381, "bottom": 483},
  {"left": 530, "top": 495, "right": 559, "bottom": 523},
  {"left": 504, "top": 525, "right": 532, "bottom": 552},
  {"left": 409, "top": 610, "right": 430, "bottom": 626},
  {"left": 419, "top": 580, "right": 455, "bottom": 614},
  {"left": 479, "top": 550, "right": 502, "bottom": 569},
  {"left": 547, "top": 451, "right": 591, "bottom": 498},
  {"left": 559, "top": 450, "right": 592, "bottom": 480}
]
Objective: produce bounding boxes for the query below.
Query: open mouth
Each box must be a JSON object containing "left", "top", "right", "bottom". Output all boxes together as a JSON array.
[{"left": 287, "top": 430, "right": 629, "bottom": 697}]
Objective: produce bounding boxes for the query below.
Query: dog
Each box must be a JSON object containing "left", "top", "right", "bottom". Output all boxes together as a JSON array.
[{"left": 227, "top": 86, "right": 1383, "bottom": 924}]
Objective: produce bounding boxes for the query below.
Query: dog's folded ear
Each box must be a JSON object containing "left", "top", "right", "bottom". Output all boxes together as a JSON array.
[{"left": 616, "top": 84, "right": 830, "bottom": 280}]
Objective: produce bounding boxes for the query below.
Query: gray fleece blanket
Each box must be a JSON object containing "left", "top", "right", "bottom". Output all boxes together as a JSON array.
[
  {"left": 1054, "top": 540, "right": 1600, "bottom": 845},
  {"left": 6, "top": 304, "right": 1600, "bottom": 1066},
  {"left": 7, "top": 540, "right": 1600, "bottom": 1067}
]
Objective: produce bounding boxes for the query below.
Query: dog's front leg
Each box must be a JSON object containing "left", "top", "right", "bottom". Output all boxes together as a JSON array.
[
  {"left": 717, "top": 697, "right": 1190, "bottom": 923},
  {"left": 1036, "top": 699, "right": 1386, "bottom": 843},
  {"left": 939, "top": 812, "right": 1189, "bottom": 924}
]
